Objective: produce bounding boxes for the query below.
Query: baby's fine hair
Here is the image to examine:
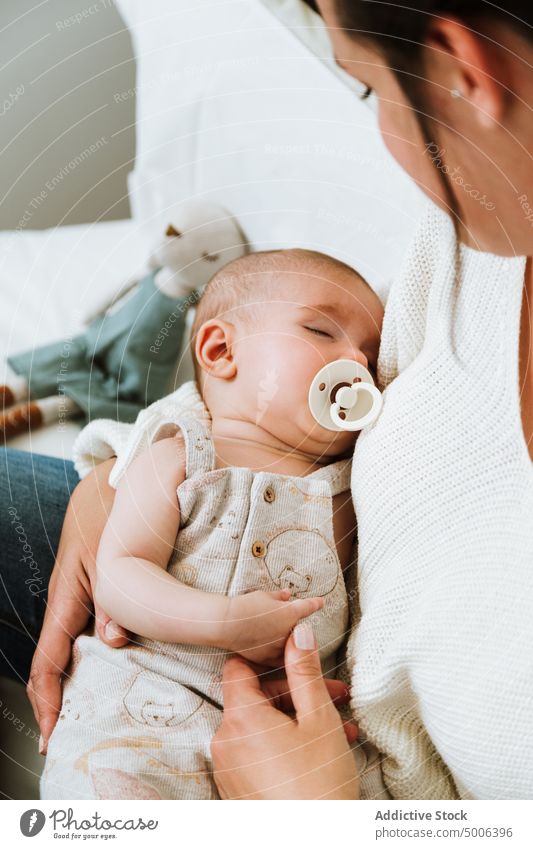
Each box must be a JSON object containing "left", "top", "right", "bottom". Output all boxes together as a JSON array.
[{"left": 189, "top": 248, "right": 371, "bottom": 385}]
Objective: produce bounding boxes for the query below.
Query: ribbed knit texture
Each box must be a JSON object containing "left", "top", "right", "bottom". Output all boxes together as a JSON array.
[{"left": 349, "top": 203, "right": 533, "bottom": 800}]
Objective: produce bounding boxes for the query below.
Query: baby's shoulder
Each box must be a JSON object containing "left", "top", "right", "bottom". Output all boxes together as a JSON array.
[
  {"left": 153, "top": 432, "right": 187, "bottom": 475},
  {"left": 121, "top": 433, "right": 187, "bottom": 490}
]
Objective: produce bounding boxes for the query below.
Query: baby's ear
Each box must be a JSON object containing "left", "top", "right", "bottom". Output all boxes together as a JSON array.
[{"left": 194, "top": 319, "right": 237, "bottom": 382}]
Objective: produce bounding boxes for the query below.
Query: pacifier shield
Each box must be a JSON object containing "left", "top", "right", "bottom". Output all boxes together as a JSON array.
[{"left": 308, "top": 359, "right": 382, "bottom": 432}]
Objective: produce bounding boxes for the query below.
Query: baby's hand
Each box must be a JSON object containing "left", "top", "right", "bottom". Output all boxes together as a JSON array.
[{"left": 223, "top": 589, "right": 324, "bottom": 666}]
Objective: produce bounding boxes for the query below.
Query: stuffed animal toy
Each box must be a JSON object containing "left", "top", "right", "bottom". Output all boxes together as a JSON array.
[{"left": 1, "top": 201, "right": 247, "bottom": 440}]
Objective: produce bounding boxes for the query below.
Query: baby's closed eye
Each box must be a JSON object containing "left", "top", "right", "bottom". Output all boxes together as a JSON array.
[{"left": 303, "top": 325, "right": 334, "bottom": 339}]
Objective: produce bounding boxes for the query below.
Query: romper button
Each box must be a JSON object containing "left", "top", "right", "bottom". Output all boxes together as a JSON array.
[
  {"left": 263, "top": 486, "right": 275, "bottom": 503},
  {"left": 251, "top": 540, "right": 266, "bottom": 558}
]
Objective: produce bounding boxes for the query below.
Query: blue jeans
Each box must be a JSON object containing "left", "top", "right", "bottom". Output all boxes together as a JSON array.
[{"left": 0, "top": 449, "right": 80, "bottom": 682}]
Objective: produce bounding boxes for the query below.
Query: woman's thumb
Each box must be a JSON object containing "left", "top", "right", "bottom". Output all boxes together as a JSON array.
[{"left": 285, "top": 622, "right": 333, "bottom": 720}]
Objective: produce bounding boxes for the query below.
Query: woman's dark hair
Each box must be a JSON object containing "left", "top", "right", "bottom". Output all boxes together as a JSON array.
[
  {"left": 332, "top": 1, "right": 532, "bottom": 226},
  {"left": 332, "top": 1, "right": 532, "bottom": 109}
]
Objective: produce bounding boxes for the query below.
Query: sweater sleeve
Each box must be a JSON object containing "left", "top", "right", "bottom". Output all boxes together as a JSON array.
[{"left": 72, "top": 418, "right": 133, "bottom": 481}]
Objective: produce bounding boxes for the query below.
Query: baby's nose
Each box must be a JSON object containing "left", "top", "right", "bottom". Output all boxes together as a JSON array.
[{"left": 338, "top": 348, "right": 368, "bottom": 370}]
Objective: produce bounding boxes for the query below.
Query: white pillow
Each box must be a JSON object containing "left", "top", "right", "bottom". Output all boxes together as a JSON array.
[{"left": 114, "top": 0, "right": 425, "bottom": 301}]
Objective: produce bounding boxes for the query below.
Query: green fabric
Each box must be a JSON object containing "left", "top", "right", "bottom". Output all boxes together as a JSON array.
[{"left": 8, "top": 273, "right": 193, "bottom": 424}]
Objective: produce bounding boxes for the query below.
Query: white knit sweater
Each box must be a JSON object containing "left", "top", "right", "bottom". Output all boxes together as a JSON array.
[
  {"left": 349, "top": 202, "right": 533, "bottom": 800},
  {"left": 73, "top": 203, "right": 533, "bottom": 799}
]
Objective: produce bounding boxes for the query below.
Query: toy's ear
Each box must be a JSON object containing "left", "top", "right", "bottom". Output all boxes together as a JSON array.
[{"left": 165, "top": 224, "right": 182, "bottom": 238}]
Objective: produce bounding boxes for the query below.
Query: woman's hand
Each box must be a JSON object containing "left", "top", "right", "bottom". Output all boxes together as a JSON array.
[
  {"left": 211, "top": 622, "right": 360, "bottom": 799},
  {"left": 26, "top": 458, "right": 128, "bottom": 753}
]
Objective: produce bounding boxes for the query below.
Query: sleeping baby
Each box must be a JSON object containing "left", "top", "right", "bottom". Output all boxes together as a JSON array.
[{"left": 40, "top": 248, "right": 384, "bottom": 800}]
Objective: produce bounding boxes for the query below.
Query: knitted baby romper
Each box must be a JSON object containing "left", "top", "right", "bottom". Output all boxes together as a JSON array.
[{"left": 40, "top": 416, "right": 351, "bottom": 800}]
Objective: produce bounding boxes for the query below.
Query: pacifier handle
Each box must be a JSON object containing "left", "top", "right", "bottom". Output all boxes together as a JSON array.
[
  {"left": 308, "top": 358, "right": 383, "bottom": 432},
  {"left": 330, "top": 382, "right": 383, "bottom": 431}
]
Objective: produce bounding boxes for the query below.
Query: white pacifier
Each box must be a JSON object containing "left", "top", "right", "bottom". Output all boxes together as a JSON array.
[{"left": 308, "top": 359, "right": 382, "bottom": 432}]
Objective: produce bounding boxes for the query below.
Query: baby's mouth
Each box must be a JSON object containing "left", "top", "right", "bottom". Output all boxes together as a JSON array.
[{"left": 308, "top": 359, "right": 383, "bottom": 433}]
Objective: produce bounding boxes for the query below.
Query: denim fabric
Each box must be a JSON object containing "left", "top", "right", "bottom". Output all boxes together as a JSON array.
[{"left": 0, "top": 449, "right": 79, "bottom": 682}]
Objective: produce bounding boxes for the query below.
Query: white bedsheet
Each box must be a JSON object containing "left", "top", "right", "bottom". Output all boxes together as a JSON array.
[{"left": 1, "top": 219, "right": 147, "bottom": 459}]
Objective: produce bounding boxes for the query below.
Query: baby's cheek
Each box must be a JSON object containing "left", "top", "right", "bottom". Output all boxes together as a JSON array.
[
  {"left": 284, "top": 336, "right": 324, "bottom": 379},
  {"left": 243, "top": 334, "right": 324, "bottom": 416}
]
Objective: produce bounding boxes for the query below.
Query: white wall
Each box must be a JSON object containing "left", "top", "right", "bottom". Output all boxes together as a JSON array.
[{"left": 0, "top": 0, "right": 136, "bottom": 230}]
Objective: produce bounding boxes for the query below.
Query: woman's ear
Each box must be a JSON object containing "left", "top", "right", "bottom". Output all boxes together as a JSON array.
[
  {"left": 425, "top": 17, "right": 510, "bottom": 128},
  {"left": 194, "top": 319, "right": 237, "bottom": 381}
]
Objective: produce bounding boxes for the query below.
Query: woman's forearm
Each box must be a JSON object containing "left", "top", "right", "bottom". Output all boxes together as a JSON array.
[{"left": 95, "top": 555, "right": 230, "bottom": 645}]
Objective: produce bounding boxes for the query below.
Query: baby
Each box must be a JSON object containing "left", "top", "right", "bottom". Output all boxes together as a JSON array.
[{"left": 40, "top": 248, "right": 383, "bottom": 800}]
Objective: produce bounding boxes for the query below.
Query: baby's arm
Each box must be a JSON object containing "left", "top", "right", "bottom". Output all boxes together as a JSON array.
[
  {"left": 95, "top": 435, "right": 322, "bottom": 661},
  {"left": 95, "top": 435, "right": 229, "bottom": 646}
]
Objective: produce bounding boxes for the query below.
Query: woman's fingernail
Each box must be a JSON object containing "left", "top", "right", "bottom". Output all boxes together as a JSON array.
[
  {"left": 38, "top": 734, "right": 46, "bottom": 755},
  {"left": 104, "top": 621, "right": 123, "bottom": 641},
  {"left": 293, "top": 622, "right": 316, "bottom": 650}
]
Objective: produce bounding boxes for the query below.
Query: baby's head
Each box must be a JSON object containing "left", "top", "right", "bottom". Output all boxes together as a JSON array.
[{"left": 190, "top": 248, "right": 383, "bottom": 460}]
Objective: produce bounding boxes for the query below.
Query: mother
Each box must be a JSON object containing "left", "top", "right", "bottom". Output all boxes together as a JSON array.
[
  {"left": 211, "top": 0, "right": 533, "bottom": 800},
  {"left": 2, "top": 0, "right": 532, "bottom": 800}
]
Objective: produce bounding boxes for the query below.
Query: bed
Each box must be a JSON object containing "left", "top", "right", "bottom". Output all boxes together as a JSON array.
[{"left": 0, "top": 0, "right": 426, "bottom": 799}]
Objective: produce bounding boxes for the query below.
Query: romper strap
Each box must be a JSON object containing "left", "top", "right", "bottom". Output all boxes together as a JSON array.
[
  {"left": 306, "top": 457, "right": 353, "bottom": 496},
  {"left": 175, "top": 417, "right": 215, "bottom": 478},
  {"left": 152, "top": 415, "right": 215, "bottom": 479}
]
